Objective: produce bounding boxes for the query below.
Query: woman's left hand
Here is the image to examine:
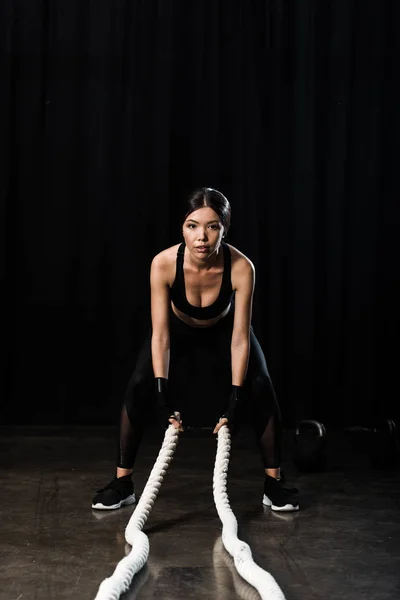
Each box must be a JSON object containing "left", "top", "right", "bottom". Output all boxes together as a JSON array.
[
  {"left": 213, "top": 417, "right": 229, "bottom": 434},
  {"left": 169, "top": 416, "right": 184, "bottom": 432}
]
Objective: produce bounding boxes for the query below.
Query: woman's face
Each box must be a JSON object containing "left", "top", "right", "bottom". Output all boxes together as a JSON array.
[{"left": 182, "top": 207, "right": 224, "bottom": 259}]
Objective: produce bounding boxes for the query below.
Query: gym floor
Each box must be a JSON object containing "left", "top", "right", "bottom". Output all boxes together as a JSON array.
[{"left": 1, "top": 425, "right": 399, "bottom": 600}]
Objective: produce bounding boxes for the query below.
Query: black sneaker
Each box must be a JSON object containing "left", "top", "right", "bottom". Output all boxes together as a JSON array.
[
  {"left": 92, "top": 475, "right": 136, "bottom": 510},
  {"left": 262, "top": 475, "right": 299, "bottom": 512}
]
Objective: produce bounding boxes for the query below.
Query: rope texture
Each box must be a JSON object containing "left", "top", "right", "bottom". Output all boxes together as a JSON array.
[
  {"left": 213, "top": 426, "right": 286, "bottom": 600},
  {"left": 94, "top": 425, "right": 179, "bottom": 600}
]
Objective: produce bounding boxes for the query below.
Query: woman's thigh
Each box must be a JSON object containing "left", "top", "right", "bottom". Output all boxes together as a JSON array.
[
  {"left": 236, "top": 329, "right": 279, "bottom": 423},
  {"left": 124, "top": 332, "right": 155, "bottom": 421}
]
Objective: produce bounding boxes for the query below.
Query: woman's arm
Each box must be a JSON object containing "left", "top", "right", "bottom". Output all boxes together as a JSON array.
[
  {"left": 231, "top": 258, "right": 255, "bottom": 385},
  {"left": 214, "top": 256, "right": 255, "bottom": 434},
  {"left": 150, "top": 253, "right": 182, "bottom": 430},
  {"left": 150, "top": 254, "right": 170, "bottom": 378}
]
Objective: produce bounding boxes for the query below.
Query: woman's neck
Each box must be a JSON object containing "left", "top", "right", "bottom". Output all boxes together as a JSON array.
[{"left": 185, "top": 244, "right": 222, "bottom": 272}]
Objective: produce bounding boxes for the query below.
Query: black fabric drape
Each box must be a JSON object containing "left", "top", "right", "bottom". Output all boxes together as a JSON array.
[{"left": 1, "top": 0, "right": 398, "bottom": 427}]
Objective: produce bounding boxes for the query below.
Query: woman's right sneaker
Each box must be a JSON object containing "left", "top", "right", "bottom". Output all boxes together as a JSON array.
[{"left": 92, "top": 475, "right": 136, "bottom": 510}]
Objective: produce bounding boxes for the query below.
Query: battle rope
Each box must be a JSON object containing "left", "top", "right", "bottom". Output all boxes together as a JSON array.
[
  {"left": 213, "top": 425, "right": 286, "bottom": 600},
  {"left": 94, "top": 423, "right": 286, "bottom": 600},
  {"left": 213, "top": 537, "right": 261, "bottom": 600},
  {"left": 94, "top": 424, "right": 179, "bottom": 600}
]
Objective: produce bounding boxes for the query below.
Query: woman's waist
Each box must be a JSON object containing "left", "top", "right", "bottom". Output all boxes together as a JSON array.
[{"left": 170, "top": 301, "right": 234, "bottom": 330}]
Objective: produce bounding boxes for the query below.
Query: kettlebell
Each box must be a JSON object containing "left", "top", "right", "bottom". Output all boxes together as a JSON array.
[{"left": 293, "top": 419, "right": 327, "bottom": 472}]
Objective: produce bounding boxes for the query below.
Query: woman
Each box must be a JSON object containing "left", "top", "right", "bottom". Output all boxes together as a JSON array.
[{"left": 92, "top": 188, "right": 299, "bottom": 512}]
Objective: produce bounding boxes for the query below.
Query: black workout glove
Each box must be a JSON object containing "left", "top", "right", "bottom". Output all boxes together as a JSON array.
[
  {"left": 221, "top": 385, "right": 243, "bottom": 425},
  {"left": 154, "top": 377, "right": 180, "bottom": 429}
]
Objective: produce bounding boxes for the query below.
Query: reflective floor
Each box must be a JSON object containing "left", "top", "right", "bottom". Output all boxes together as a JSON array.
[{"left": 0, "top": 426, "right": 399, "bottom": 600}]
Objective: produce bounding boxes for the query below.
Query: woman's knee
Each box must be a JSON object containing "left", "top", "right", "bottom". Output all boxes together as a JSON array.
[
  {"left": 124, "top": 370, "right": 153, "bottom": 414},
  {"left": 250, "top": 373, "right": 282, "bottom": 424}
]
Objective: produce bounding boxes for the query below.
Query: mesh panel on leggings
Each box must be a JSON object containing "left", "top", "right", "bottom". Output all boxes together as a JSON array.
[{"left": 118, "top": 404, "right": 145, "bottom": 469}]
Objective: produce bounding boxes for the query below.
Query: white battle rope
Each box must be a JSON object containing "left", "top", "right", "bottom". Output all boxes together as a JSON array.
[
  {"left": 213, "top": 426, "right": 286, "bottom": 600},
  {"left": 95, "top": 422, "right": 286, "bottom": 600},
  {"left": 94, "top": 424, "right": 179, "bottom": 600}
]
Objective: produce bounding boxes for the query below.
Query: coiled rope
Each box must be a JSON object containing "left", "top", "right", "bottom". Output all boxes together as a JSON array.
[
  {"left": 94, "top": 423, "right": 286, "bottom": 600},
  {"left": 213, "top": 425, "right": 286, "bottom": 600}
]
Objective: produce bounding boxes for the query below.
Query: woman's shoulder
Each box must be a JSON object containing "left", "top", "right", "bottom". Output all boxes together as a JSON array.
[
  {"left": 152, "top": 243, "right": 181, "bottom": 266},
  {"left": 226, "top": 244, "right": 255, "bottom": 273},
  {"left": 150, "top": 245, "right": 181, "bottom": 286}
]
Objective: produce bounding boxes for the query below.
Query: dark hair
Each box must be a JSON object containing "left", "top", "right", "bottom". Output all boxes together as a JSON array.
[{"left": 183, "top": 187, "right": 231, "bottom": 235}]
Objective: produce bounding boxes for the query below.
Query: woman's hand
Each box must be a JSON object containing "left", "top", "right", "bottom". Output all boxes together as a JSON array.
[
  {"left": 213, "top": 417, "right": 229, "bottom": 434},
  {"left": 169, "top": 412, "right": 184, "bottom": 432}
]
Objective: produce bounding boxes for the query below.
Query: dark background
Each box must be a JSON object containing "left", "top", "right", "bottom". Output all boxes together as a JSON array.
[{"left": 1, "top": 0, "right": 398, "bottom": 429}]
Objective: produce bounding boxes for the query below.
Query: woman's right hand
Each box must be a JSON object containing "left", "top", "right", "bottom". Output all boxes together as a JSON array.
[
  {"left": 169, "top": 412, "right": 184, "bottom": 432},
  {"left": 154, "top": 378, "right": 183, "bottom": 431}
]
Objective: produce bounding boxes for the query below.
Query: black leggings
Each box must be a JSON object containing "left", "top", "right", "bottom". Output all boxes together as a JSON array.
[{"left": 118, "top": 308, "right": 282, "bottom": 470}]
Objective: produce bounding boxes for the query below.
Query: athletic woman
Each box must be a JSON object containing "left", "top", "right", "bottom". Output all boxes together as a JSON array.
[{"left": 92, "top": 188, "right": 299, "bottom": 512}]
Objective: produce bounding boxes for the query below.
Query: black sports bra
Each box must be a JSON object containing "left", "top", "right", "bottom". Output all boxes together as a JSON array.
[{"left": 170, "top": 242, "right": 234, "bottom": 320}]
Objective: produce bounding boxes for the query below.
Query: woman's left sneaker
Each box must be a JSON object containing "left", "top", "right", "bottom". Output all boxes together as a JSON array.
[{"left": 262, "top": 474, "right": 299, "bottom": 512}]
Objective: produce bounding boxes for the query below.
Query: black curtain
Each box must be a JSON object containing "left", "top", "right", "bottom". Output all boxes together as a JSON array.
[{"left": 1, "top": 0, "right": 398, "bottom": 428}]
